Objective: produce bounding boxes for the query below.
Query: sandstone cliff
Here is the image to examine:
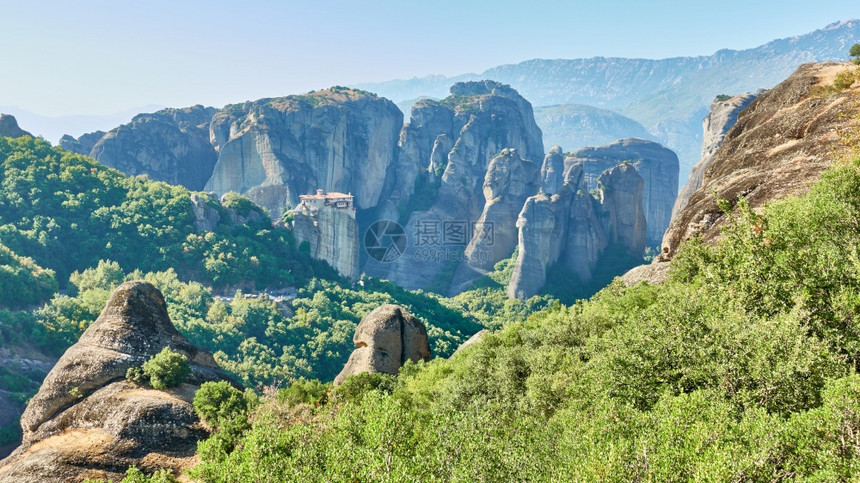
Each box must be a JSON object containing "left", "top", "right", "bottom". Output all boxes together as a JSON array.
[
  {"left": 566, "top": 138, "right": 678, "bottom": 246},
  {"left": 662, "top": 62, "right": 860, "bottom": 259},
  {"left": 334, "top": 305, "right": 431, "bottom": 385},
  {"left": 672, "top": 92, "right": 758, "bottom": 218},
  {"left": 63, "top": 106, "right": 218, "bottom": 191},
  {"left": 0, "top": 115, "right": 31, "bottom": 138},
  {"left": 0, "top": 281, "right": 235, "bottom": 482},
  {"left": 59, "top": 131, "right": 105, "bottom": 156},
  {"left": 291, "top": 192, "right": 360, "bottom": 281},
  {"left": 365, "top": 81, "right": 544, "bottom": 292},
  {"left": 596, "top": 164, "right": 647, "bottom": 256},
  {"left": 205, "top": 87, "right": 402, "bottom": 219},
  {"left": 450, "top": 148, "right": 540, "bottom": 293}
]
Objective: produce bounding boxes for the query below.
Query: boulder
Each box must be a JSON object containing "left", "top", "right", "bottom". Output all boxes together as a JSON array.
[
  {"left": 0, "top": 281, "right": 235, "bottom": 482},
  {"left": 333, "top": 305, "right": 431, "bottom": 385},
  {"left": 620, "top": 262, "right": 672, "bottom": 286}
]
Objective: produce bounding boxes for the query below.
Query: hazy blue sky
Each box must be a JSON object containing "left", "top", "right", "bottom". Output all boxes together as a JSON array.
[{"left": 1, "top": 0, "right": 857, "bottom": 116}]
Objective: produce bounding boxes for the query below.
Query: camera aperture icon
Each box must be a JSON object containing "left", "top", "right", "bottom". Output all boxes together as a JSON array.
[{"left": 365, "top": 220, "right": 407, "bottom": 262}]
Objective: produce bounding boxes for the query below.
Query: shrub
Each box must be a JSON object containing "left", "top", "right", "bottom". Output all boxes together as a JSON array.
[
  {"left": 834, "top": 70, "right": 856, "bottom": 90},
  {"left": 193, "top": 381, "right": 248, "bottom": 428},
  {"left": 142, "top": 347, "right": 190, "bottom": 390}
]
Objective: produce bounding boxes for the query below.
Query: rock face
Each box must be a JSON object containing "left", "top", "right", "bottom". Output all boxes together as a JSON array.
[
  {"left": 0, "top": 115, "right": 31, "bottom": 138},
  {"left": 596, "top": 164, "right": 647, "bottom": 256},
  {"left": 205, "top": 88, "right": 402, "bottom": 219},
  {"left": 540, "top": 145, "right": 565, "bottom": 194},
  {"left": 59, "top": 131, "right": 105, "bottom": 156},
  {"left": 291, "top": 190, "right": 360, "bottom": 280},
  {"left": 0, "top": 281, "right": 235, "bottom": 482},
  {"left": 65, "top": 106, "right": 218, "bottom": 191},
  {"left": 333, "top": 305, "right": 431, "bottom": 385},
  {"left": 672, "top": 92, "right": 758, "bottom": 218},
  {"left": 620, "top": 262, "right": 672, "bottom": 287},
  {"left": 365, "top": 81, "right": 545, "bottom": 292},
  {"left": 662, "top": 62, "right": 860, "bottom": 259},
  {"left": 566, "top": 138, "right": 679, "bottom": 245},
  {"left": 450, "top": 148, "right": 540, "bottom": 293}
]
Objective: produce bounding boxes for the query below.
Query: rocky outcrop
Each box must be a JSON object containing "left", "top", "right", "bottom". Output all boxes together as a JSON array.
[
  {"left": 540, "top": 145, "right": 565, "bottom": 194},
  {"left": 365, "top": 81, "right": 544, "bottom": 292},
  {"left": 67, "top": 106, "right": 218, "bottom": 191},
  {"left": 0, "top": 115, "right": 31, "bottom": 138},
  {"left": 672, "top": 93, "right": 758, "bottom": 218},
  {"left": 450, "top": 148, "right": 540, "bottom": 293},
  {"left": 291, "top": 191, "right": 360, "bottom": 280},
  {"left": 620, "top": 262, "right": 672, "bottom": 286},
  {"left": 333, "top": 305, "right": 431, "bottom": 385},
  {"left": 0, "top": 281, "right": 235, "bottom": 482},
  {"left": 596, "top": 164, "right": 647, "bottom": 256},
  {"left": 507, "top": 163, "right": 614, "bottom": 300},
  {"left": 566, "top": 138, "right": 679, "bottom": 245},
  {"left": 451, "top": 330, "right": 488, "bottom": 356},
  {"left": 205, "top": 88, "right": 402, "bottom": 220},
  {"left": 59, "top": 131, "right": 105, "bottom": 156},
  {"left": 662, "top": 62, "right": 860, "bottom": 259}
]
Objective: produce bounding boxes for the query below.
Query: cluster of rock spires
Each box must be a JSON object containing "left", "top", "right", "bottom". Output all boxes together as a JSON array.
[
  {"left": 58, "top": 80, "right": 679, "bottom": 296},
  {"left": 0, "top": 282, "right": 236, "bottom": 482}
]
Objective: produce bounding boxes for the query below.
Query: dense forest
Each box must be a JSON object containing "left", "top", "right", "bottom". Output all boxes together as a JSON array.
[{"left": 189, "top": 155, "right": 860, "bottom": 481}]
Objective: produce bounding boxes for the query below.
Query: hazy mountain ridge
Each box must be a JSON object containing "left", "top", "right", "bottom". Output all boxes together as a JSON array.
[{"left": 355, "top": 20, "right": 860, "bottom": 180}]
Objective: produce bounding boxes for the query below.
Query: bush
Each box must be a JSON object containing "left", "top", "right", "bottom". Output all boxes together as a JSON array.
[
  {"left": 834, "top": 70, "right": 856, "bottom": 90},
  {"left": 193, "top": 381, "right": 248, "bottom": 428},
  {"left": 142, "top": 347, "right": 190, "bottom": 390}
]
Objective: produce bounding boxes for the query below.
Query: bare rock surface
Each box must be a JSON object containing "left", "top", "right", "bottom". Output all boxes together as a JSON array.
[
  {"left": 566, "top": 138, "right": 678, "bottom": 246},
  {"left": 334, "top": 305, "right": 431, "bottom": 385},
  {"left": 0, "top": 115, "right": 31, "bottom": 138},
  {"left": 672, "top": 92, "right": 758, "bottom": 218},
  {"left": 0, "top": 281, "right": 235, "bottom": 482},
  {"left": 662, "top": 62, "right": 860, "bottom": 259}
]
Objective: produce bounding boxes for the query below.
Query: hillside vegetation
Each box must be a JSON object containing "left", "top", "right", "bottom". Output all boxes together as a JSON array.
[{"left": 193, "top": 155, "right": 860, "bottom": 481}]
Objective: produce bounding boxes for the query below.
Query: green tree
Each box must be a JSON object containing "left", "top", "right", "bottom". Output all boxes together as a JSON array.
[
  {"left": 142, "top": 347, "right": 191, "bottom": 390},
  {"left": 850, "top": 43, "right": 860, "bottom": 64}
]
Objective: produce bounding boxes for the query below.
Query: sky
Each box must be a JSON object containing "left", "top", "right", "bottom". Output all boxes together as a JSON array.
[{"left": 1, "top": 0, "right": 858, "bottom": 117}]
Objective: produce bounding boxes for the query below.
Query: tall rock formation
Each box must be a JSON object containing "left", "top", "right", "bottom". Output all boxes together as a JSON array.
[
  {"left": 334, "top": 305, "right": 431, "bottom": 385},
  {"left": 364, "top": 81, "right": 544, "bottom": 293},
  {"left": 672, "top": 92, "right": 758, "bottom": 218},
  {"left": 0, "top": 115, "right": 31, "bottom": 138},
  {"left": 566, "top": 138, "right": 678, "bottom": 245},
  {"left": 596, "top": 164, "right": 647, "bottom": 256},
  {"left": 540, "top": 145, "right": 565, "bottom": 194},
  {"left": 450, "top": 148, "right": 540, "bottom": 293},
  {"left": 0, "top": 281, "right": 236, "bottom": 482},
  {"left": 62, "top": 106, "right": 218, "bottom": 190},
  {"left": 291, "top": 190, "right": 360, "bottom": 280},
  {"left": 662, "top": 62, "right": 860, "bottom": 259},
  {"left": 507, "top": 161, "right": 648, "bottom": 300},
  {"left": 205, "top": 87, "right": 402, "bottom": 219}
]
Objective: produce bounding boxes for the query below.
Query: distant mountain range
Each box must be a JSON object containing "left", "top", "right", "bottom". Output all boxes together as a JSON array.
[{"left": 355, "top": 19, "right": 860, "bottom": 182}]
